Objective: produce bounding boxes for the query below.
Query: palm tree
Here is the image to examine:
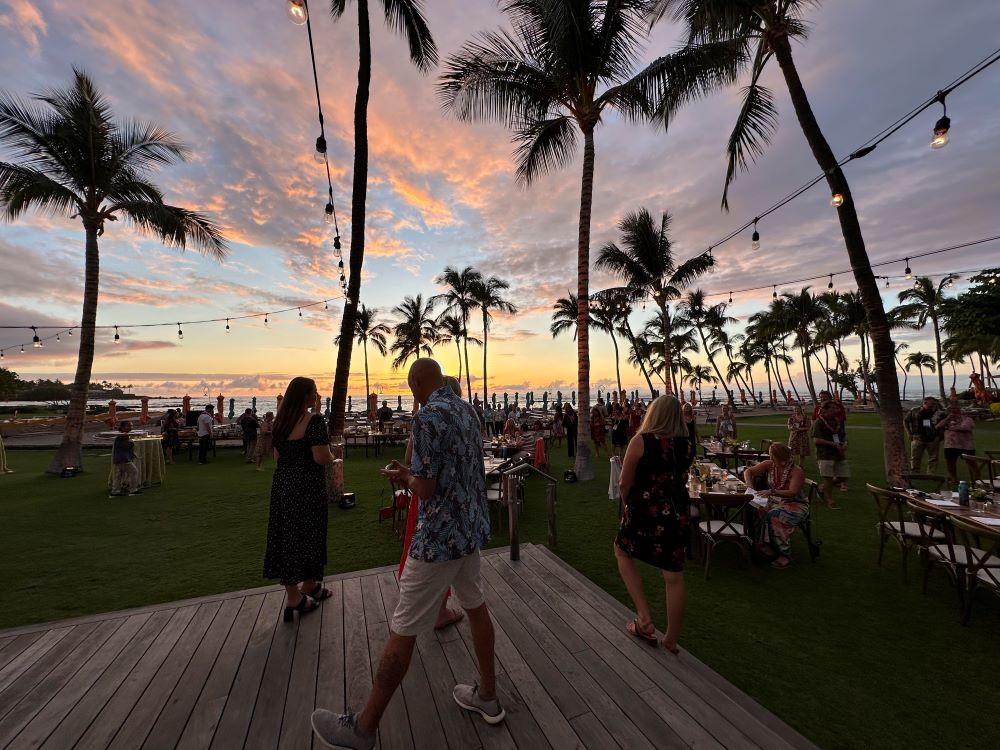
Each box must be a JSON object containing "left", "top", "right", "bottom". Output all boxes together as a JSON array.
[
  {"left": 780, "top": 288, "right": 827, "bottom": 402},
  {"left": 905, "top": 352, "right": 936, "bottom": 400},
  {"left": 440, "top": 0, "right": 697, "bottom": 480},
  {"left": 470, "top": 274, "right": 517, "bottom": 407},
  {"left": 596, "top": 208, "right": 710, "bottom": 396},
  {"left": 433, "top": 265, "right": 482, "bottom": 400},
  {"left": 685, "top": 364, "right": 716, "bottom": 404},
  {"left": 390, "top": 294, "right": 437, "bottom": 370},
  {"left": 894, "top": 342, "right": 910, "bottom": 402},
  {"left": 328, "top": 0, "right": 437, "bottom": 442},
  {"left": 335, "top": 304, "right": 389, "bottom": 410},
  {"left": 651, "top": 0, "right": 907, "bottom": 481},
  {"left": 895, "top": 276, "right": 953, "bottom": 402},
  {"left": 677, "top": 289, "right": 735, "bottom": 403},
  {"left": 434, "top": 313, "right": 469, "bottom": 383},
  {"left": 0, "top": 70, "right": 227, "bottom": 474},
  {"left": 551, "top": 294, "right": 579, "bottom": 339},
  {"left": 589, "top": 299, "right": 627, "bottom": 398}
]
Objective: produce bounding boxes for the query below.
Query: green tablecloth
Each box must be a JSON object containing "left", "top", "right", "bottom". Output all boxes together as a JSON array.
[
  {"left": 106, "top": 436, "right": 166, "bottom": 488},
  {"left": 0, "top": 434, "right": 11, "bottom": 473}
]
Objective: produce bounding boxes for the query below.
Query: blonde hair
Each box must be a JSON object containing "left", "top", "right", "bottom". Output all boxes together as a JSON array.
[{"left": 638, "top": 395, "right": 687, "bottom": 438}]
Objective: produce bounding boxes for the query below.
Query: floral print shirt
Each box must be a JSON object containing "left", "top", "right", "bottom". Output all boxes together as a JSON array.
[{"left": 409, "top": 386, "right": 490, "bottom": 562}]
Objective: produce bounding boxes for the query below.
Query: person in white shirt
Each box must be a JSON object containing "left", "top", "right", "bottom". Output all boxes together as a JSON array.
[{"left": 197, "top": 405, "right": 215, "bottom": 464}]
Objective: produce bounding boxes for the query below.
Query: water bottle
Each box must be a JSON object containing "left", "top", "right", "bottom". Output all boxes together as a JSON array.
[{"left": 957, "top": 481, "right": 970, "bottom": 507}]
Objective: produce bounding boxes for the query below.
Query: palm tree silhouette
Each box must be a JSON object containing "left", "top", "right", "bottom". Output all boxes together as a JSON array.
[
  {"left": 895, "top": 276, "right": 955, "bottom": 401},
  {"left": 440, "top": 1, "right": 704, "bottom": 480},
  {"left": 650, "top": 0, "right": 907, "bottom": 479},
  {"left": 0, "top": 70, "right": 227, "bottom": 473},
  {"left": 433, "top": 265, "right": 481, "bottom": 400},
  {"left": 328, "top": 0, "right": 437, "bottom": 440},
  {"left": 336, "top": 304, "right": 389, "bottom": 410},
  {"left": 390, "top": 295, "right": 437, "bottom": 371},
  {"left": 905, "top": 352, "right": 936, "bottom": 400},
  {"left": 470, "top": 274, "right": 517, "bottom": 407}
]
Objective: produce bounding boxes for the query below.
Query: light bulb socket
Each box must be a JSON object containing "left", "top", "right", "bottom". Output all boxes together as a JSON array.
[
  {"left": 333, "top": 236, "right": 342, "bottom": 251},
  {"left": 114, "top": 326, "right": 120, "bottom": 343}
]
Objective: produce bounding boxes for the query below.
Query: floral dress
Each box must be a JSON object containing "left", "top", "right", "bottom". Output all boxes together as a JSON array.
[
  {"left": 757, "top": 461, "right": 809, "bottom": 557},
  {"left": 591, "top": 409, "right": 607, "bottom": 445},
  {"left": 615, "top": 434, "right": 692, "bottom": 572},
  {"left": 787, "top": 414, "right": 811, "bottom": 459}
]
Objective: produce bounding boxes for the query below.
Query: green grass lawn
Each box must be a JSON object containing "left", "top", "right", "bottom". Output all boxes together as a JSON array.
[{"left": 2, "top": 421, "right": 999, "bottom": 749}]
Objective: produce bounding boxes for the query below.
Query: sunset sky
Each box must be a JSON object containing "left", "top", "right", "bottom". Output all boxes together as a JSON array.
[{"left": 1, "top": 0, "right": 999, "bottom": 399}]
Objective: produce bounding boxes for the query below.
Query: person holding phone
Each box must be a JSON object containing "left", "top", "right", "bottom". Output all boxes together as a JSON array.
[{"left": 905, "top": 397, "right": 945, "bottom": 473}]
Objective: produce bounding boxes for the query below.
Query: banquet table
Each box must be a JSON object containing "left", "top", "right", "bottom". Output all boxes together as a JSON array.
[
  {"left": 106, "top": 436, "right": 166, "bottom": 489},
  {"left": 904, "top": 490, "right": 1000, "bottom": 530}
]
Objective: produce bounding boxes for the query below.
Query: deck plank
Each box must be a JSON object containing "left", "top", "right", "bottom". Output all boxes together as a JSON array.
[
  {"left": 0, "top": 628, "right": 72, "bottom": 697},
  {"left": 0, "top": 619, "right": 123, "bottom": 744},
  {"left": 0, "top": 634, "right": 42, "bottom": 672},
  {"left": 75, "top": 606, "right": 199, "bottom": 750},
  {"left": 439, "top": 636, "right": 517, "bottom": 750},
  {"left": 107, "top": 601, "right": 222, "bottom": 750},
  {"left": 411, "top": 627, "right": 481, "bottom": 750},
  {"left": 278, "top": 590, "right": 323, "bottom": 750},
  {"left": 242, "top": 594, "right": 299, "bottom": 750},
  {"left": 210, "top": 590, "right": 285, "bottom": 750},
  {"left": 313, "top": 580, "right": 346, "bottom": 736},
  {"left": 175, "top": 594, "right": 265, "bottom": 750},
  {"left": 39, "top": 609, "right": 176, "bottom": 749},
  {"left": 6, "top": 612, "right": 152, "bottom": 749},
  {"left": 342, "top": 577, "right": 372, "bottom": 714}
]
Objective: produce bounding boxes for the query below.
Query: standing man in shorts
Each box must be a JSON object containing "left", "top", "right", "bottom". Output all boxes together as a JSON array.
[
  {"left": 812, "top": 401, "right": 849, "bottom": 509},
  {"left": 312, "top": 358, "right": 502, "bottom": 749}
]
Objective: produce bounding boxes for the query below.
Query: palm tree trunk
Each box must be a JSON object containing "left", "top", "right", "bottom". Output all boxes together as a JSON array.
[
  {"left": 765, "top": 358, "right": 774, "bottom": 407},
  {"left": 798, "top": 337, "right": 817, "bottom": 402},
  {"left": 658, "top": 303, "right": 674, "bottom": 396},
  {"left": 896, "top": 354, "right": 908, "bottom": 401},
  {"left": 462, "top": 330, "right": 472, "bottom": 402},
  {"left": 920, "top": 368, "right": 926, "bottom": 399},
  {"left": 481, "top": 311, "right": 489, "bottom": 406},
  {"left": 47, "top": 224, "right": 100, "bottom": 474},
  {"left": 782, "top": 349, "right": 800, "bottom": 401},
  {"left": 329, "top": 0, "right": 372, "bottom": 498},
  {"left": 772, "top": 32, "right": 905, "bottom": 483},
  {"left": 363, "top": 339, "right": 370, "bottom": 415},
  {"left": 698, "top": 328, "right": 732, "bottom": 403},
  {"left": 574, "top": 126, "right": 595, "bottom": 480},
  {"left": 931, "top": 313, "right": 946, "bottom": 401},
  {"left": 455, "top": 339, "right": 463, "bottom": 383},
  {"left": 610, "top": 331, "right": 623, "bottom": 398}
]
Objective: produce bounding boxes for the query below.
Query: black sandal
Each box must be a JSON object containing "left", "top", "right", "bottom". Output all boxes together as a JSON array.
[
  {"left": 283, "top": 594, "right": 317, "bottom": 622},
  {"left": 305, "top": 583, "right": 333, "bottom": 602}
]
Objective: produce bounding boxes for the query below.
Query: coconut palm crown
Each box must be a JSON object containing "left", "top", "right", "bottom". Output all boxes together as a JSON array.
[{"left": 0, "top": 69, "right": 228, "bottom": 474}]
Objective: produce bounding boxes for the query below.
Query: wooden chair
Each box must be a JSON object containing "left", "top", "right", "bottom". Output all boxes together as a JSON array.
[
  {"left": 759, "top": 439, "right": 774, "bottom": 453},
  {"left": 696, "top": 492, "right": 752, "bottom": 580},
  {"left": 868, "top": 484, "right": 944, "bottom": 582},
  {"left": 960, "top": 455, "right": 1000, "bottom": 491},
  {"left": 901, "top": 472, "right": 947, "bottom": 493},
  {"left": 950, "top": 517, "right": 1000, "bottom": 625},
  {"left": 800, "top": 479, "right": 822, "bottom": 561},
  {"left": 906, "top": 500, "right": 966, "bottom": 607}
]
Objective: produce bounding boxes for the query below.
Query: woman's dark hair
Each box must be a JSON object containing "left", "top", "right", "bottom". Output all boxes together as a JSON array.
[{"left": 272, "top": 376, "right": 318, "bottom": 444}]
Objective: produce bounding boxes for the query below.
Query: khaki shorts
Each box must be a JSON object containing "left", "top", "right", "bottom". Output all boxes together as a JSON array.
[
  {"left": 390, "top": 551, "right": 485, "bottom": 637},
  {"left": 817, "top": 459, "right": 850, "bottom": 479}
]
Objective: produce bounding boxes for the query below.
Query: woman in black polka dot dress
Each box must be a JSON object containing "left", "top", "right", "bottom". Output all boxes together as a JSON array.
[{"left": 264, "top": 377, "right": 336, "bottom": 621}]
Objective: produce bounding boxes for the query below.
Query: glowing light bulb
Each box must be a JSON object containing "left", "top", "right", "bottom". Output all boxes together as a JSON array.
[
  {"left": 298, "top": 308, "right": 303, "bottom": 318},
  {"left": 751, "top": 230, "right": 760, "bottom": 251},
  {"left": 286, "top": 0, "right": 308, "bottom": 25},
  {"left": 904, "top": 259, "right": 912, "bottom": 279},
  {"left": 930, "top": 116, "right": 950, "bottom": 149},
  {"left": 177, "top": 324, "right": 184, "bottom": 340},
  {"left": 828, "top": 275, "right": 834, "bottom": 291},
  {"left": 67, "top": 329, "right": 72, "bottom": 337},
  {"left": 830, "top": 193, "right": 844, "bottom": 207},
  {"left": 20, "top": 345, "right": 24, "bottom": 353},
  {"left": 56, "top": 333, "right": 60, "bottom": 342},
  {"left": 324, "top": 202, "right": 335, "bottom": 224},
  {"left": 945, "top": 276, "right": 955, "bottom": 288},
  {"left": 31, "top": 327, "right": 40, "bottom": 347}
]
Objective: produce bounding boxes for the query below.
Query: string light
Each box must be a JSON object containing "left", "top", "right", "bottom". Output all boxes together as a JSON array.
[
  {"left": 828, "top": 274, "right": 835, "bottom": 291},
  {"left": 315, "top": 134, "right": 327, "bottom": 165},
  {"left": 751, "top": 219, "right": 760, "bottom": 251},
  {"left": 772, "top": 285, "right": 777, "bottom": 300},
  {"left": 286, "top": 0, "right": 307, "bottom": 25},
  {"left": 67, "top": 329, "right": 72, "bottom": 336},
  {"left": 114, "top": 325, "right": 120, "bottom": 344},
  {"left": 324, "top": 201, "right": 335, "bottom": 224},
  {"left": 264, "top": 314, "right": 269, "bottom": 326},
  {"left": 298, "top": 308, "right": 303, "bottom": 318},
  {"left": 56, "top": 333, "right": 60, "bottom": 342},
  {"left": 904, "top": 258, "right": 912, "bottom": 279},
  {"left": 930, "top": 91, "right": 950, "bottom": 149},
  {"left": 728, "top": 291, "right": 733, "bottom": 304},
  {"left": 20, "top": 345, "right": 24, "bottom": 354},
  {"left": 830, "top": 192, "right": 844, "bottom": 207},
  {"left": 177, "top": 323, "right": 183, "bottom": 340},
  {"left": 706, "top": 248, "right": 716, "bottom": 274},
  {"left": 885, "top": 276, "right": 890, "bottom": 289},
  {"left": 31, "top": 326, "right": 40, "bottom": 348},
  {"left": 226, "top": 319, "right": 231, "bottom": 332},
  {"left": 324, "top": 301, "right": 328, "bottom": 310}
]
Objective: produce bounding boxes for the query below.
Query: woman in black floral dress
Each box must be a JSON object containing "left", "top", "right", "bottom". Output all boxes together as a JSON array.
[
  {"left": 264, "top": 377, "right": 336, "bottom": 622},
  {"left": 615, "top": 395, "right": 692, "bottom": 653}
]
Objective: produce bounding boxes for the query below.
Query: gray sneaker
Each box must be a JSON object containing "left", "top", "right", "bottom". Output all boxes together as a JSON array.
[
  {"left": 453, "top": 682, "right": 506, "bottom": 724},
  {"left": 311, "top": 710, "right": 375, "bottom": 749}
]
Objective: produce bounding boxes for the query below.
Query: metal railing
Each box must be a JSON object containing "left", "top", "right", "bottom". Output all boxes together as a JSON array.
[{"left": 501, "top": 461, "right": 557, "bottom": 560}]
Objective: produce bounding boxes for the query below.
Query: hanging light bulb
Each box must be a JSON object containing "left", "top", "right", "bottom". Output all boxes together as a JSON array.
[
  {"left": 20, "top": 344, "right": 24, "bottom": 354},
  {"left": 314, "top": 134, "right": 327, "bottom": 164},
  {"left": 114, "top": 325, "right": 120, "bottom": 344},
  {"left": 945, "top": 275, "right": 955, "bottom": 288},
  {"left": 827, "top": 274, "right": 834, "bottom": 291},
  {"left": 0, "top": 350, "right": 3, "bottom": 360},
  {"left": 67, "top": 328, "right": 72, "bottom": 337},
  {"left": 706, "top": 248, "right": 716, "bottom": 274},
  {"left": 56, "top": 333, "right": 60, "bottom": 342},
  {"left": 286, "top": 0, "right": 308, "bottom": 25},
  {"left": 338, "top": 259, "right": 344, "bottom": 269},
  {"left": 728, "top": 291, "right": 733, "bottom": 304},
  {"left": 324, "top": 300, "right": 328, "bottom": 310},
  {"left": 830, "top": 192, "right": 844, "bottom": 207},
  {"left": 264, "top": 314, "right": 269, "bottom": 326},
  {"left": 913, "top": 279, "right": 921, "bottom": 289},
  {"left": 177, "top": 323, "right": 184, "bottom": 340},
  {"left": 333, "top": 235, "right": 342, "bottom": 251},
  {"left": 772, "top": 285, "right": 777, "bottom": 300},
  {"left": 298, "top": 308, "right": 303, "bottom": 318},
  {"left": 751, "top": 219, "right": 760, "bottom": 251},
  {"left": 884, "top": 276, "right": 890, "bottom": 289},
  {"left": 226, "top": 318, "right": 231, "bottom": 332},
  {"left": 930, "top": 92, "right": 950, "bottom": 149},
  {"left": 31, "top": 326, "right": 40, "bottom": 348},
  {"left": 324, "top": 202, "right": 335, "bottom": 224},
  {"left": 904, "top": 258, "right": 912, "bottom": 279}
]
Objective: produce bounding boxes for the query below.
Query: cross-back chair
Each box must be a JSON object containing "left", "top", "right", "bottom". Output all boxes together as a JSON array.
[{"left": 869, "top": 483, "right": 944, "bottom": 582}]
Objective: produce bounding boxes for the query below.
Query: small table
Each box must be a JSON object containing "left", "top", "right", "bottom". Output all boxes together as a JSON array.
[{"left": 106, "top": 436, "right": 166, "bottom": 489}]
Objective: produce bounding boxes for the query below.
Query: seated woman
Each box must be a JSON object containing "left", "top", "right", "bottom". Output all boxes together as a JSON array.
[
  {"left": 742, "top": 443, "right": 808, "bottom": 569},
  {"left": 502, "top": 418, "right": 521, "bottom": 440}
]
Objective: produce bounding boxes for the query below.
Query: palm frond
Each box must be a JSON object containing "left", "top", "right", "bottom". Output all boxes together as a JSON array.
[
  {"left": 0, "top": 162, "right": 80, "bottom": 221},
  {"left": 380, "top": 0, "right": 439, "bottom": 71},
  {"left": 111, "top": 119, "right": 187, "bottom": 173},
  {"left": 513, "top": 115, "right": 577, "bottom": 185},
  {"left": 112, "top": 201, "right": 228, "bottom": 259}
]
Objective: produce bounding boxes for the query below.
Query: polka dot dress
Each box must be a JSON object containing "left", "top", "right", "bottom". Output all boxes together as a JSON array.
[{"left": 263, "top": 414, "right": 329, "bottom": 585}]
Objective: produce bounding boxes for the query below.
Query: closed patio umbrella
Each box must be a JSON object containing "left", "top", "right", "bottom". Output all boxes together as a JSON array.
[
  {"left": 368, "top": 393, "right": 377, "bottom": 421},
  {"left": 397, "top": 395, "right": 402, "bottom": 411},
  {"left": 228, "top": 398, "right": 235, "bottom": 418},
  {"left": 139, "top": 397, "right": 150, "bottom": 425},
  {"left": 106, "top": 400, "right": 118, "bottom": 428},
  {"left": 216, "top": 394, "right": 224, "bottom": 422},
  {"left": 251, "top": 396, "right": 257, "bottom": 414},
  {"left": 182, "top": 395, "right": 191, "bottom": 418}
]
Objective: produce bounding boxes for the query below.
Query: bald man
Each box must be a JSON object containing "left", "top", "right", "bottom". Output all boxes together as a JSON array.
[{"left": 313, "top": 359, "right": 501, "bottom": 749}]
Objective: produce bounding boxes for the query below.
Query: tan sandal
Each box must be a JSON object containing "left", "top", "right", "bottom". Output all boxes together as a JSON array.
[{"left": 626, "top": 619, "right": 658, "bottom": 646}]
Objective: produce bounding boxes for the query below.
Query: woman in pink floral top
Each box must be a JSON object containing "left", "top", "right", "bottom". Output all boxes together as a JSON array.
[{"left": 743, "top": 443, "right": 808, "bottom": 569}]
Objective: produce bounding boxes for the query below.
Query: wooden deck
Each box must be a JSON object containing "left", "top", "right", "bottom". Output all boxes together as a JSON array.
[{"left": 0, "top": 544, "right": 815, "bottom": 749}]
